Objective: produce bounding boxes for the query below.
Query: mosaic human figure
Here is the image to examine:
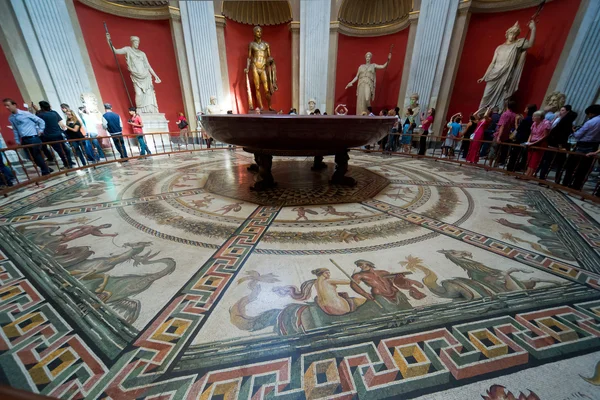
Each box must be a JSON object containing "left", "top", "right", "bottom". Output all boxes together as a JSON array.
[{"left": 350, "top": 260, "right": 426, "bottom": 307}]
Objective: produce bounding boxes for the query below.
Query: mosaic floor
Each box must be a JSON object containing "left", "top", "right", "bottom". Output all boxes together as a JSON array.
[{"left": 1, "top": 150, "right": 599, "bottom": 399}]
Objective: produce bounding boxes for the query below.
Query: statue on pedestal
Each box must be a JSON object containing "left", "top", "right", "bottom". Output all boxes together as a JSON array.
[
  {"left": 106, "top": 34, "right": 161, "bottom": 113},
  {"left": 206, "top": 96, "right": 223, "bottom": 115},
  {"left": 244, "top": 26, "right": 278, "bottom": 111},
  {"left": 477, "top": 20, "right": 536, "bottom": 109},
  {"left": 345, "top": 51, "right": 391, "bottom": 115},
  {"left": 408, "top": 92, "right": 420, "bottom": 125},
  {"left": 543, "top": 91, "right": 566, "bottom": 120},
  {"left": 307, "top": 98, "right": 317, "bottom": 115}
]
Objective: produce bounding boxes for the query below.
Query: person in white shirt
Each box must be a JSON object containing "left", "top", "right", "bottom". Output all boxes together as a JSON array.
[{"left": 79, "top": 106, "right": 105, "bottom": 161}]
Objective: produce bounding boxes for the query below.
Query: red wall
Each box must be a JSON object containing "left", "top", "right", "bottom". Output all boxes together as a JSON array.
[
  {"left": 0, "top": 45, "right": 24, "bottom": 146},
  {"left": 447, "top": 0, "right": 580, "bottom": 118},
  {"left": 225, "top": 20, "right": 291, "bottom": 114},
  {"left": 334, "top": 29, "right": 409, "bottom": 115},
  {"left": 74, "top": 0, "right": 184, "bottom": 134}
]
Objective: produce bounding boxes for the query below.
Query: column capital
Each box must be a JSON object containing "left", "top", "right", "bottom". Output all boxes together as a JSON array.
[
  {"left": 215, "top": 14, "right": 226, "bottom": 28},
  {"left": 168, "top": 6, "right": 181, "bottom": 21},
  {"left": 289, "top": 20, "right": 300, "bottom": 32}
]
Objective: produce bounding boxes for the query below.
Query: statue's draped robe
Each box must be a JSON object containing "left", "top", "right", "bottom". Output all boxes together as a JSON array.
[
  {"left": 123, "top": 46, "right": 159, "bottom": 114},
  {"left": 356, "top": 64, "right": 376, "bottom": 115},
  {"left": 480, "top": 38, "right": 527, "bottom": 109}
]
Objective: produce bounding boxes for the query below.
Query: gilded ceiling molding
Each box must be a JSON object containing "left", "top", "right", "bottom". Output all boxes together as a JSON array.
[
  {"left": 337, "top": 18, "right": 411, "bottom": 37},
  {"left": 336, "top": 0, "right": 411, "bottom": 37},
  {"left": 214, "top": 14, "right": 226, "bottom": 29},
  {"left": 221, "top": 1, "right": 292, "bottom": 26},
  {"left": 468, "top": 0, "right": 553, "bottom": 13},
  {"left": 338, "top": 0, "right": 411, "bottom": 26},
  {"left": 77, "top": 0, "right": 173, "bottom": 20}
]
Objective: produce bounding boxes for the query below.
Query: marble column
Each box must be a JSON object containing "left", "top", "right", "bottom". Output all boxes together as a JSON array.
[
  {"left": 299, "top": 0, "right": 331, "bottom": 114},
  {"left": 180, "top": 0, "right": 223, "bottom": 114},
  {"left": 325, "top": 22, "right": 339, "bottom": 115},
  {"left": 431, "top": 3, "right": 471, "bottom": 134},
  {"left": 168, "top": 2, "right": 196, "bottom": 131},
  {"left": 404, "top": 0, "right": 459, "bottom": 118},
  {"left": 551, "top": 0, "right": 600, "bottom": 124},
  {"left": 396, "top": 13, "right": 419, "bottom": 114},
  {"left": 5, "top": 0, "right": 99, "bottom": 112},
  {"left": 214, "top": 15, "right": 231, "bottom": 111},
  {"left": 290, "top": 21, "right": 300, "bottom": 112}
]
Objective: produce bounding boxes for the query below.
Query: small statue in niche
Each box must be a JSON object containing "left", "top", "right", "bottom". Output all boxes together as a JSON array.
[
  {"left": 244, "top": 26, "right": 278, "bottom": 110},
  {"left": 345, "top": 51, "right": 391, "bottom": 115}
]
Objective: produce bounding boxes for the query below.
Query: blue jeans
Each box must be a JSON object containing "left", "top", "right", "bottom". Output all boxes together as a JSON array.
[
  {"left": 70, "top": 141, "right": 87, "bottom": 166},
  {"left": 137, "top": 136, "right": 151, "bottom": 156},
  {"left": 21, "top": 136, "right": 50, "bottom": 175},
  {"left": 0, "top": 153, "right": 15, "bottom": 186},
  {"left": 84, "top": 138, "right": 105, "bottom": 161},
  {"left": 110, "top": 134, "right": 128, "bottom": 158}
]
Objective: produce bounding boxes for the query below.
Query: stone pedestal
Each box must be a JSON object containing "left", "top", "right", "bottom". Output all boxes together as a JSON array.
[{"left": 140, "top": 113, "right": 169, "bottom": 133}]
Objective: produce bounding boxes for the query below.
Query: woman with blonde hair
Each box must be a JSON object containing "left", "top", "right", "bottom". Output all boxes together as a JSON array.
[{"left": 64, "top": 109, "right": 87, "bottom": 166}]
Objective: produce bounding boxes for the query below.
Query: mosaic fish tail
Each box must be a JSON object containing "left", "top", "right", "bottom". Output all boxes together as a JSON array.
[
  {"left": 230, "top": 272, "right": 281, "bottom": 332},
  {"left": 580, "top": 360, "right": 600, "bottom": 386}
]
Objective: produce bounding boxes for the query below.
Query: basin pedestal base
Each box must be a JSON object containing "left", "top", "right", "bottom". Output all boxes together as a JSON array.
[{"left": 248, "top": 151, "right": 356, "bottom": 191}]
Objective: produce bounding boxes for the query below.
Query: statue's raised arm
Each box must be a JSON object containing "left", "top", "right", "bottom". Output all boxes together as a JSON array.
[{"left": 477, "top": 20, "right": 535, "bottom": 109}]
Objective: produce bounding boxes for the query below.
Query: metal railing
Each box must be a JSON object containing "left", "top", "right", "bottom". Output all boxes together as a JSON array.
[
  {"left": 0, "top": 130, "right": 233, "bottom": 196},
  {"left": 1, "top": 129, "right": 599, "bottom": 203},
  {"left": 356, "top": 131, "right": 600, "bottom": 202}
]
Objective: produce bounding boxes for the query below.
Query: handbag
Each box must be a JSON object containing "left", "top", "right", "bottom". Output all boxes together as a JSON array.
[{"left": 178, "top": 120, "right": 188, "bottom": 129}]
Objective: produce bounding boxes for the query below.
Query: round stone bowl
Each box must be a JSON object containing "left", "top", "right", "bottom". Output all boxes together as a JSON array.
[{"left": 200, "top": 115, "right": 396, "bottom": 156}]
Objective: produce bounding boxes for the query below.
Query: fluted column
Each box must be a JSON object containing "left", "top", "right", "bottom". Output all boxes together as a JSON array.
[
  {"left": 168, "top": 2, "right": 196, "bottom": 131},
  {"left": 299, "top": 0, "right": 331, "bottom": 114},
  {"left": 326, "top": 22, "right": 340, "bottom": 115},
  {"left": 180, "top": 1, "right": 223, "bottom": 113},
  {"left": 404, "top": 0, "right": 459, "bottom": 114},
  {"left": 290, "top": 21, "right": 300, "bottom": 111},
  {"left": 214, "top": 15, "right": 231, "bottom": 111},
  {"left": 552, "top": 0, "right": 600, "bottom": 124},
  {"left": 7, "top": 0, "right": 98, "bottom": 111}
]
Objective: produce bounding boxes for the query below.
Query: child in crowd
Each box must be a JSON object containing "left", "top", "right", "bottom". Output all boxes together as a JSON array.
[
  {"left": 443, "top": 113, "right": 462, "bottom": 158},
  {"left": 401, "top": 108, "right": 415, "bottom": 153}
]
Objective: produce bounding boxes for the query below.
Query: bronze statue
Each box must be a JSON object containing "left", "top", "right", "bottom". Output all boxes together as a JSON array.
[{"left": 244, "top": 26, "right": 278, "bottom": 111}]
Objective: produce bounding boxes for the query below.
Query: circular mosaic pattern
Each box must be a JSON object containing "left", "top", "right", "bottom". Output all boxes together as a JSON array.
[{"left": 203, "top": 160, "right": 390, "bottom": 206}]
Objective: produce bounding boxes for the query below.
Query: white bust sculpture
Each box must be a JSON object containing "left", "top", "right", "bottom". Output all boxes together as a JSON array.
[
  {"left": 307, "top": 98, "right": 317, "bottom": 115},
  {"left": 206, "top": 96, "right": 223, "bottom": 115},
  {"left": 478, "top": 20, "right": 536, "bottom": 109},
  {"left": 106, "top": 33, "right": 161, "bottom": 114},
  {"left": 345, "top": 51, "right": 391, "bottom": 115}
]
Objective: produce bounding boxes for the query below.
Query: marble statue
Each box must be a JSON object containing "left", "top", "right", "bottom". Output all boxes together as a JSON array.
[
  {"left": 244, "top": 26, "right": 278, "bottom": 110},
  {"left": 543, "top": 91, "right": 566, "bottom": 119},
  {"left": 106, "top": 34, "right": 161, "bottom": 113},
  {"left": 307, "top": 98, "right": 317, "bottom": 115},
  {"left": 206, "top": 96, "right": 223, "bottom": 115},
  {"left": 80, "top": 92, "right": 100, "bottom": 114},
  {"left": 345, "top": 51, "right": 391, "bottom": 115},
  {"left": 478, "top": 20, "right": 536, "bottom": 109},
  {"left": 408, "top": 93, "right": 421, "bottom": 125}
]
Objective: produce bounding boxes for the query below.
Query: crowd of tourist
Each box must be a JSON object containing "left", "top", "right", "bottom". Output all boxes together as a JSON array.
[
  {"left": 309, "top": 99, "right": 599, "bottom": 197},
  {"left": 0, "top": 98, "right": 163, "bottom": 185},
  {"left": 2, "top": 95, "right": 600, "bottom": 196}
]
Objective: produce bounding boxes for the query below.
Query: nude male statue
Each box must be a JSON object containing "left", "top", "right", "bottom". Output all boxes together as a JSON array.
[{"left": 244, "top": 26, "right": 278, "bottom": 110}]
